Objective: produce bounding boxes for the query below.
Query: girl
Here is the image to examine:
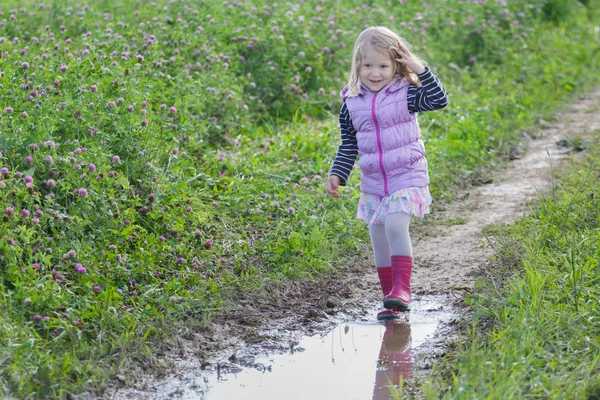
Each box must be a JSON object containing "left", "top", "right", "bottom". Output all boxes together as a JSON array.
[{"left": 326, "top": 26, "right": 448, "bottom": 320}]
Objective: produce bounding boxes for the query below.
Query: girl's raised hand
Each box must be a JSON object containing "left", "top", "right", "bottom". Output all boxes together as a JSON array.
[
  {"left": 394, "top": 43, "right": 425, "bottom": 74},
  {"left": 326, "top": 175, "right": 341, "bottom": 198}
]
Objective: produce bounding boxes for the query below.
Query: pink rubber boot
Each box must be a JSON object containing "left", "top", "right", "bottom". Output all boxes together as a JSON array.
[
  {"left": 383, "top": 255, "right": 412, "bottom": 312},
  {"left": 377, "top": 267, "right": 403, "bottom": 320}
]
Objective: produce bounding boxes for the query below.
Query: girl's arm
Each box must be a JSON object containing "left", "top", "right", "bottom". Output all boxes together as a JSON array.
[
  {"left": 329, "top": 102, "right": 359, "bottom": 186},
  {"left": 408, "top": 68, "right": 449, "bottom": 113}
]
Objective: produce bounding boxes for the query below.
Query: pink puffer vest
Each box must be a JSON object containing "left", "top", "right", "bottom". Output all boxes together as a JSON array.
[{"left": 342, "top": 78, "right": 429, "bottom": 196}]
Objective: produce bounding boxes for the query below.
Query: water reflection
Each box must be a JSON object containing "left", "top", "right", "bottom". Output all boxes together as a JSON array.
[
  {"left": 192, "top": 315, "right": 432, "bottom": 400},
  {"left": 113, "top": 298, "right": 450, "bottom": 399},
  {"left": 373, "top": 321, "right": 412, "bottom": 399}
]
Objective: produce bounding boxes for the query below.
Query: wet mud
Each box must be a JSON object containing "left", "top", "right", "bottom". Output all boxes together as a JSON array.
[{"left": 104, "top": 88, "right": 600, "bottom": 399}]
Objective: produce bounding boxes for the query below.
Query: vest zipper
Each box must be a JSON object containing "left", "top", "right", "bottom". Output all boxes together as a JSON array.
[{"left": 371, "top": 93, "right": 389, "bottom": 196}]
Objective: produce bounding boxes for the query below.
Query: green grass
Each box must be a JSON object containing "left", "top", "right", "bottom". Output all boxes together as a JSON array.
[
  {"left": 420, "top": 144, "right": 600, "bottom": 399},
  {"left": 0, "top": 0, "right": 599, "bottom": 397}
]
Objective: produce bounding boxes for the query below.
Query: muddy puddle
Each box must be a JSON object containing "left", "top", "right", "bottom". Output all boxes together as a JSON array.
[{"left": 115, "top": 295, "right": 454, "bottom": 400}]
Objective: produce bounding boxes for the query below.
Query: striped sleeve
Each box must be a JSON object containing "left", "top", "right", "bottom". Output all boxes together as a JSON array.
[
  {"left": 329, "top": 102, "right": 359, "bottom": 186},
  {"left": 407, "top": 67, "right": 449, "bottom": 113}
]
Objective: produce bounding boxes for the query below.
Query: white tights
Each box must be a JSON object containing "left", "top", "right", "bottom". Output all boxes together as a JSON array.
[{"left": 369, "top": 212, "right": 412, "bottom": 268}]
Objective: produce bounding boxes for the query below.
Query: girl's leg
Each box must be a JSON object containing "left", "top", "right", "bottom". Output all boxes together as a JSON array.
[
  {"left": 370, "top": 223, "right": 403, "bottom": 320},
  {"left": 383, "top": 212, "right": 413, "bottom": 311},
  {"left": 369, "top": 223, "right": 391, "bottom": 270},
  {"left": 384, "top": 211, "right": 412, "bottom": 256}
]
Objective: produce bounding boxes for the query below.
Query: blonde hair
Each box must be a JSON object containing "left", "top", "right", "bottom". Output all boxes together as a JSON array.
[{"left": 346, "top": 26, "right": 425, "bottom": 97}]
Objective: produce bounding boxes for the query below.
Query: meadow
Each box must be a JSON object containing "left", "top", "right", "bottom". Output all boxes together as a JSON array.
[
  {"left": 0, "top": 0, "right": 599, "bottom": 397},
  {"left": 419, "top": 140, "right": 600, "bottom": 399}
]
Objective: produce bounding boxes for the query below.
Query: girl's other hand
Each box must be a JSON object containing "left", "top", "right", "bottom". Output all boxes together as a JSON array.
[
  {"left": 394, "top": 43, "right": 425, "bottom": 74},
  {"left": 326, "top": 175, "right": 341, "bottom": 198}
]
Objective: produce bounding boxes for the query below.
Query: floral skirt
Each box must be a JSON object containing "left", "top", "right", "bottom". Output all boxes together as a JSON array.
[{"left": 357, "top": 186, "right": 432, "bottom": 225}]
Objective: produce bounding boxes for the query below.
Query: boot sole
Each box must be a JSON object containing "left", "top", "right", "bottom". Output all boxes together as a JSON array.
[
  {"left": 383, "top": 298, "right": 410, "bottom": 312},
  {"left": 377, "top": 313, "right": 403, "bottom": 321},
  {"left": 377, "top": 310, "right": 404, "bottom": 321}
]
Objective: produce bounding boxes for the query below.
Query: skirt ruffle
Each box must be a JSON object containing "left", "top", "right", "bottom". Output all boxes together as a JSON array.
[{"left": 357, "top": 186, "right": 432, "bottom": 225}]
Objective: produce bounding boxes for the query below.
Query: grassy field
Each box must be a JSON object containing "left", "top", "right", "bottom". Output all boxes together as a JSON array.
[
  {"left": 0, "top": 0, "right": 599, "bottom": 397},
  {"left": 418, "top": 139, "right": 600, "bottom": 399}
]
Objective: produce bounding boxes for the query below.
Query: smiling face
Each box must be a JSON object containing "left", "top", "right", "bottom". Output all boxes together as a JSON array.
[{"left": 359, "top": 44, "right": 395, "bottom": 92}]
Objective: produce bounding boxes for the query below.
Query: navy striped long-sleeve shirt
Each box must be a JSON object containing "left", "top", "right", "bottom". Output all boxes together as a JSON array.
[{"left": 330, "top": 67, "right": 448, "bottom": 185}]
